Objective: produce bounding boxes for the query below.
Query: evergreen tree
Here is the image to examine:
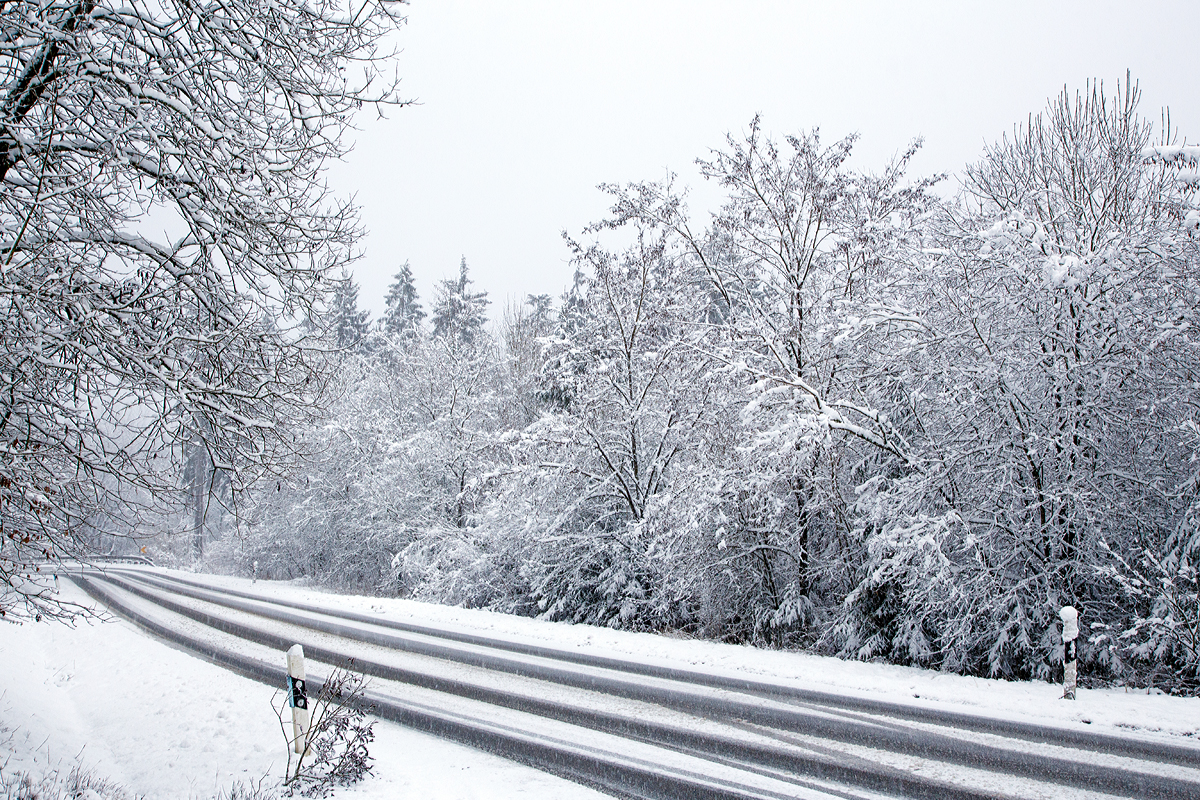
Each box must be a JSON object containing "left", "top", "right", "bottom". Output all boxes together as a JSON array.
[
  {"left": 382, "top": 262, "right": 426, "bottom": 338},
  {"left": 537, "top": 267, "right": 590, "bottom": 412},
  {"left": 330, "top": 273, "right": 371, "bottom": 349},
  {"left": 431, "top": 257, "right": 490, "bottom": 347},
  {"left": 526, "top": 293, "right": 555, "bottom": 328}
]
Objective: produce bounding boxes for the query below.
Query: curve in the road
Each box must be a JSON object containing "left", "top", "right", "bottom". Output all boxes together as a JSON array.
[
  {"left": 72, "top": 573, "right": 828, "bottom": 800},
  {"left": 74, "top": 571, "right": 1011, "bottom": 800},
  {"left": 79, "top": 568, "right": 1200, "bottom": 800}
]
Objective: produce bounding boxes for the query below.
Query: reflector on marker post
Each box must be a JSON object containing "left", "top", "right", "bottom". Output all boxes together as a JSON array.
[
  {"left": 286, "top": 644, "right": 310, "bottom": 753},
  {"left": 1060, "top": 606, "right": 1079, "bottom": 700}
]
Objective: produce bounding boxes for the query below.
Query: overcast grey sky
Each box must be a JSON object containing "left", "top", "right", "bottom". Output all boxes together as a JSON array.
[{"left": 327, "top": 0, "right": 1199, "bottom": 320}]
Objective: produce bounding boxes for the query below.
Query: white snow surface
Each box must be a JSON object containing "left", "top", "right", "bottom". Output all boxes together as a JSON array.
[
  {"left": 3, "top": 566, "right": 1200, "bottom": 798},
  {"left": 0, "top": 579, "right": 606, "bottom": 799}
]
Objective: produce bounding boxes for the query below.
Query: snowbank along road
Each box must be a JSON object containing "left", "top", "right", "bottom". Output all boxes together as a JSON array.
[{"left": 68, "top": 566, "right": 1200, "bottom": 800}]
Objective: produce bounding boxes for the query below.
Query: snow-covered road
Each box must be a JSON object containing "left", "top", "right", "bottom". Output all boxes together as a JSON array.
[
  {"left": 58, "top": 565, "right": 1200, "bottom": 800},
  {"left": 1, "top": 580, "right": 606, "bottom": 799}
]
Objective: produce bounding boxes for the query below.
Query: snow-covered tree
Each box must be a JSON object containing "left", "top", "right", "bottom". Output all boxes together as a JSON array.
[
  {"left": 497, "top": 294, "right": 557, "bottom": 427},
  {"left": 242, "top": 268, "right": 508, "bottom": 603},
  {"left": 594, "top": 123, "right": 940, "bottom": 643},
  {"left": 0, "top": 0, "right": 406, "bottom": 618},
  {"left": 537, "top": 267, "right": 590, "bottom": 413},
  {"left": 240, "top": 352, "right": 413, "bottom": 592},
  {"left": 507, "top": 221, "right": 719, "bottom": 628},
  {"left": 431, "top": 257, "right": 490, "bottom": 347},
  {"left": 381, "top": 262, "right": 426, "bottom": 339},
  {"left": 329, "top": 273, "right": 371, "bottom": 349},
  {"left": 838, "top": 78, "right": 1200, "bottom": 681}
]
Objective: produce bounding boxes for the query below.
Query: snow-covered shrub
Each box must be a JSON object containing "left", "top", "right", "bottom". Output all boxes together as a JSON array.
[
  {"left": 1097, "top": 542, "right": 1200, "bottom": 694},
  {"left": 276, "top": 668, "right": 375, "bottom": 798}
]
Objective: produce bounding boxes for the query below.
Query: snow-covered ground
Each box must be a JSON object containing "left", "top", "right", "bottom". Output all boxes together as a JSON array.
[
  {"left": 3, "top": 568, "right": 1198, "bottom": 799},
  {"left": 0, "top": 579, "right": 606, "bottom": 800}
]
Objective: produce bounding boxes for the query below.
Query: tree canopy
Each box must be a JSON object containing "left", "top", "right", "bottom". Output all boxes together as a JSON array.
[
  {"left": 139, "top": 76, "right": 1200, "bottom": 692},
  {"left": 0, "top": 0, "right": 407, "bottom": 618}
]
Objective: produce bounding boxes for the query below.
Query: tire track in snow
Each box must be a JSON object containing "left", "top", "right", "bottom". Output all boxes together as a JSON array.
[{"left": 70, "top": 567, "right": 1200, "bottom": 800}]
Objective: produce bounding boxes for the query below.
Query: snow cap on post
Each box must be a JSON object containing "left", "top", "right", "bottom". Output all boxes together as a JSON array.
[
  {"left": 286, "top": 644, "right": 310, "bottom": 754},
  {"left": 287, "top": 644, "right": 306, "bottom": 680},
  {"left": 1059, "top": 606, "right": 1079, "bottom": 641}
]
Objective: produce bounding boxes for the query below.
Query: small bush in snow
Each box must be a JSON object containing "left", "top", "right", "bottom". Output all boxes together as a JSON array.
[{"left": 275, "top": 667, "right": 375, "bottom": 797}]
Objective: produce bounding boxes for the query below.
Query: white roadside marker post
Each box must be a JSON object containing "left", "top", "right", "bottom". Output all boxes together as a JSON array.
[
  {"left": 1060, "top": 606, "right": 1079, "bottom": 700},
  {"left": 286, "top": 644, "right": 310, "bottom": 754}
]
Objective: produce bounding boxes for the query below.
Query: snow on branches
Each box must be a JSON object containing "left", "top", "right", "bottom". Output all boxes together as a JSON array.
[{"left": 0, "top": 0, "right": 407, "bottom": 617}]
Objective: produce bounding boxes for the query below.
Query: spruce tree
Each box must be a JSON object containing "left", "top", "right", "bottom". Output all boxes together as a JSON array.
[
  {"left": 330, "top": 273, "right": 371, "bottom": 349},
  {"left": 431, "top": 257, "right": 490, "bottom": 347},
  {"left": 382, "top": 262, "right": 426, "bottom": 338}
]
